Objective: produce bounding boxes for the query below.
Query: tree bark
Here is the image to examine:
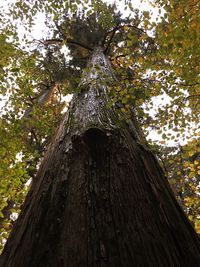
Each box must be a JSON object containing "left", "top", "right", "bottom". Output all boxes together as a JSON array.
[{"left": 1, "top": 47, "right": 200, "bottom": 267}]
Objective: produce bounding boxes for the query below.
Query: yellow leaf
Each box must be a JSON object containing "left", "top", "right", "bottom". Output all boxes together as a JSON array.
[
  {"left": 189, "top": 151, "right": 194, "bottom": 156},
  {"left": 138, "top": 57, "right": 144, "bottom": 64},
  {"left": 188, "top": 215, "right": 193, "bottom": 221},
  {"left": 189, "top": 171, "right": 195, "bottom": 178},
  {"left": 184, "top": 161, "right": 189, "bottom": 167},
  {"left": 195, "top": 220, "right": 200, "bottom": 234},
  {"left": 123, "top": 26, "right": 129, "bottom": 31},
  {"left": 126, "top": 94, "right": 131, "bottom": 99}
]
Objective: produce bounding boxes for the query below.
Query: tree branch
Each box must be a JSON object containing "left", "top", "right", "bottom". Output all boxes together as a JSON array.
[
  {"left": 65, "top": 38, "right": 93, "bottom": 51},
  {"left": 34, "top": 38, "right": 93, "bottom": 51},
  {"left": 174, "top": 82, "right": 200, "bottom": 87},
  {"left": 104, "top": 22, "right": 120, "bottom": 54}
]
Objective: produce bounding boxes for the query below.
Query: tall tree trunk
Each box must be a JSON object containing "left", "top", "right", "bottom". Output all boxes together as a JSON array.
[{"left": 1, "top": 47, "right": 200, "bottom": 267}]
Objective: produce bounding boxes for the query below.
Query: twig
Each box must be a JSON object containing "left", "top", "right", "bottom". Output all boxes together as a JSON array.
[
  {"left": 174, "top": 82, "right": 200, "bottom": 87},
  {"left": 104, "top": 22, "right": 120, "bottom": 54},
  {"left": 34, "top": 38, "right": 93, "bottom": 51}
]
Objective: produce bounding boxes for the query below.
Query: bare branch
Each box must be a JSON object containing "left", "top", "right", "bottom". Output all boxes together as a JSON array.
[
  {"left": 104, "top": 22, "right": 120, "bottom": 54},
  {"left": 37, "top": 38, "right": 93, "bottom": 51},
  {"left": 174, "top": 82, "right": 200, "bottom": 87}
]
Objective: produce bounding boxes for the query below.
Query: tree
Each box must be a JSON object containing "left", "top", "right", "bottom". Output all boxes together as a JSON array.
[{"left": 0, "top": 0, "right": 200, "bottom": 266}]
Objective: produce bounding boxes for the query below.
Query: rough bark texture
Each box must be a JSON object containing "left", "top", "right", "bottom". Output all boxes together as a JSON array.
[{"left": 1, "top": 47, "right": 200, "bottom": 267}]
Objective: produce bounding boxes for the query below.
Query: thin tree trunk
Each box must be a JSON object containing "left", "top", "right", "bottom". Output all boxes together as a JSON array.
[
  {"left": 1, "top": 47, "right": 200, "bottom": 267},
  {"left": 22, "top": 82, "right": 58, "bottom": 131}
]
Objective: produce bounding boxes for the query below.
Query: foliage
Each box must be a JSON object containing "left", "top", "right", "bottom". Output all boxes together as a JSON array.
[
  {"left": 150, "top": 133, "right": 200, "bottom": 234},
  {"left": 147, "top": 0, "right": 200, "bottom": 232},
  {"left": 0, "top": 0, "right": 199, "bottom": 250}
]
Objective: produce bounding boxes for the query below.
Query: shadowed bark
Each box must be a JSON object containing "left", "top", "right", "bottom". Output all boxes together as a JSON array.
[{"left": 1, "top": 47, "right": 200, "bottom": 267}]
